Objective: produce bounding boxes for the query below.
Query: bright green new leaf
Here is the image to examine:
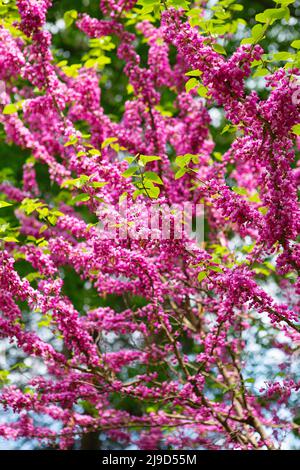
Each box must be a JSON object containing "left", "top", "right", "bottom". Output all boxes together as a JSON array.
[
  {"left": 255, "top": 7, "right": 289, "bottom": 24},
  {"left": 197, "top": 271, "right": 207, "bottom": 282},
  {"left": 64, "top": 135, "right": 78, "bottom": 147},
  {"left": 209, "top": 265, "right": 223, "bottom": 273},
  {"left": 291, "top": 40, "right": 300, "bottom": 49},
  {"left": 273, "top": 0, "right": 295, "bottom": 5},
  {"left": 185, "top": 77, "right": 198, "bottom": 92},
  {"left": 232, "top": 186, "right": 247, "bottom": 196},
  {"left": 64, "top": 9, "right": 78, "bottom": 28},
  {"left": 72, "top": 193, "right": 90, "bottom": 204},
  {"left": 251, "top": 23, "right": 264, "bottom": 41},
  {"left": 273, "top": 51, "right": 294, "bottom": 61},
  {"left": 90, "top": 181, "right": 108, "bottom": 188},
  {"left": 292, "top": 124, "right": 300, "bottom": 135},
  {"left": 244, "top": 378, "right": 255, "bottom": 384},
  {"left": 175, "top": 154, "right": 194, "bottom": 168},
  {"left": 175, "top": 168, "right": 187, "bottom": 180},
  {"left": 212, "top": 43, "right": 227, "bottom": 55},
  {"left": 147, "top": 185, "right": 160, "bottom": 199},
  {"left": 88, "top": 149, "right": 101, "bottom": 156},
  {"left": 229, "top": 4, "right": 243, "bottom": 11},
  {"left": 133, "top": 189, "right": 144, "bottom": 200},
  {"left": 101, "top": 137, "right": 118, "bottom": 148},
  {"left": 26, "top": 272, "right": 44, "bottom": 282},
  {"left": 1, "top": 236, "right": 19, "bottom": 243},
  {"left": 122, "top": 167, "right": 138, "bottom": 178},
  {"left": 185, "top": 69, "right": 202, "bottom": 77},
  {"left": 139, "top": 155, "right": 161, "bottom": 165},
  {"left": 197, "top": 85, "right": 209, "bottom": 98},
  {"left": 3, "top": 103, "right": 17, "bottom": 114},
  {"left": 0, "top": 201, "right": 12, "bottom": 208},
  {"left": 143, "top": 171, "right": 163, "bottom": 185}
]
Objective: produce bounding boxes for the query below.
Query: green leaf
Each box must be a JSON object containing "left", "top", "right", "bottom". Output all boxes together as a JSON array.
[
  {"left": 46, "top": 215, "right": 57, "bottom": 226},
  {"left": 64, "top": 135, "right": 78, "bottom": 147},
  {"left": 1, "top": 236, "right": 19, "bottom": 243},
  {"left": 61, "top": 178, "right": 81, "bottom": 188},
  {"left": 273, "top": 51, "right": 294, "bottom": 61},
  {"left": 197, "top": 271, "right": 207, "bottom": 282},
  {"left": 175, "top": 168, "right": 187, "bottom": 180},
  {"left": 85, "top": 56, "right": 111, "bottom": 68},
  {"left": 264, "top": 261, "right": 276, "bottom": 272},
  {"left": 72, "top": 193, "right": 90, "bottom": 204},
  {"left": 0, "top": 370, "right": 10, "bottom": 384},
  {"left": 212, "top": 43, "right": 227, "bottom": 55},
  {"left": 132, "top": 189, "right": 144, "bottom": 200},
  {"left": 139, "top": 155, "right": 161, "bottom": 165},
  {"left": 10, "top": 362, "right": 30, "bottom": 371},
  {"left": 254, "top": 266, "right": 270, "bottom": 276},
  {"left": 39, "top": 224, "right": 48, "bottom": 234},
  {"left": 232, "top": 186, "right": 247, "bottom": 196},
  {"left": 101, "top": 137, "right": 118, "bottom": 148},
  {"left": 143, "top": 171, "right": 163, "bottom": 185},
  {"left": 251, "top": 23, "right": 264, "bottom": 41},
  {"left": 175, "top": 154, "right": 194, "bottom": 168},
  {"left": 197, "top": 85, "right": 209, "bottom": 98},
  {"left": 0, "top": 201, "right": 12, "bottom": 208},
  {"left": 221, "top": 124, "right": 237, "bottom": 135},
  {"left": 0, "top": 222, "right": 10, "bottom": 233},
  {"left": 258, "top": 206, "right": 269, "bottom": 215},
  {"left": 137, "top": 0, "right": 159, "bottom": 5},
  {"left": 291, "top": 40, "right": 300, "bottom": 49},
  {"left": 168, "top": 0, "right": 190, "bottom": 9},
  {"left": 244, "top": 378, "right": 255, "bottom": 384},
  {"left": 122, "top": 167, "right": 138, "bottom": 178},
  {"left": 88, "top": 149, "right": 101, "bottom": 156},
  {"left": 273, "top": 0, "right": 295, "bottom": 5},
  {"left": 229, "top": 4, "right": 243, "bottom": 11},
  {"left": 127, "top": 84, "right": 134, "bottom": 95},
  {"left": 185, "top": 77, "right": 198, "bottom": 92},
  {"left": 2, "top": 103, "right": 17, "bottom": 114},
  {"left": 292, "top": 124, "right": 300, "bottom": 135},
  {"left": 249, "top": 192, "right": 261, "bottom": 203},
  {"left": 26, "top": 272, "right": 44, "bottom": 282},
  {"left": 241, "top": 37, "right": 254, "bottom": 45},
  {"left": 90, "top": 181, "right": 108, "bottom": 188},
  {"left": 253, "top": 68, "right": 269, "bottom": 78},
  {"left": 185, "top": 69, "right": 202, "bottom": 77},
  {"left": 242, "top": 243, "right": 255, "bottom": 254},
  {"left": 61, "top": 63, "right": 81, "bottom": 78},
  {"left": 38, "top": 318, "right": 52, "bottom": 328},
  {"left": 255, "top": 7, "right": 289, "bottom": 24},
  {"left": 213, "top": 152, "right": 223, "bottom": 162},
  {"left": 209, "top": 265, "right": 223, "bottom": 273},
  {"left": 64, "top": 9, "right": 78, "bottom": 28},
  {"left": 147, "top": 186, "right": 160, "bottom": 199}
]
